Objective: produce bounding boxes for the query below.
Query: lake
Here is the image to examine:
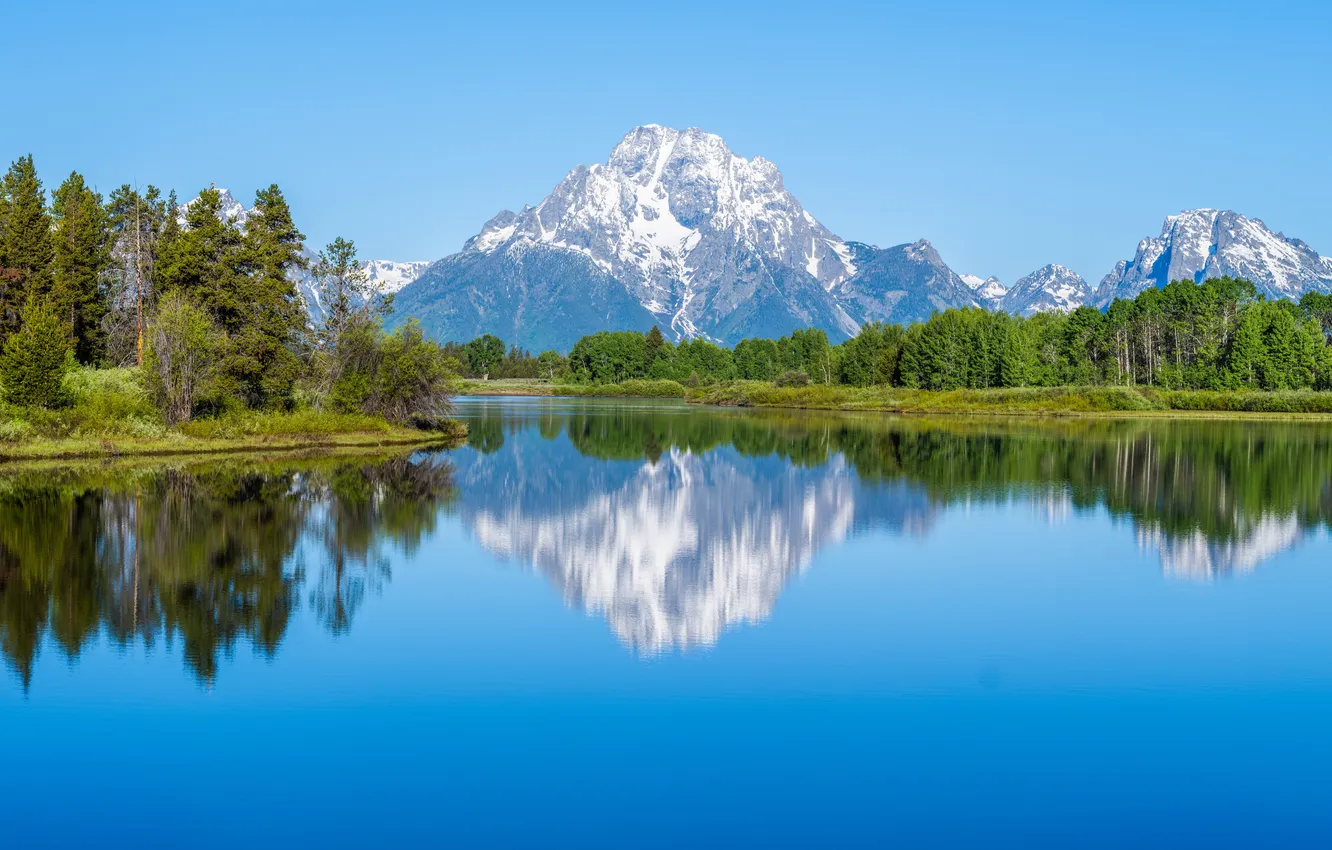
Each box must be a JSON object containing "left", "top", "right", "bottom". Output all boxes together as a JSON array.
[{"left": 4, "top": 397, "right": 1332, "bottom": 847}]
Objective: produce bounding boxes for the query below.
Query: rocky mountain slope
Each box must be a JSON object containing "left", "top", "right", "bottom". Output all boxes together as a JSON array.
[
  {"left": 186, "top": 158, "right": 1332, "bottom": 349},
  {"left": 1095, "top": 209, "right": 1332, "bottom": 306},
  {"left": 392, "top": 126, "right": 984, "bottom": 350},
  {"left": 1002, "top": 264, "right": 1094, "bottom": 316}
]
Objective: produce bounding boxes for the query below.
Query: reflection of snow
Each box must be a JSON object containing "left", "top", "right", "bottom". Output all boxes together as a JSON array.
[
  {"left": 1137, "top": 513, "right": 1303, "bottom": 581},
  {"left": 469, "top": 449, "right": 856, "bottom": 651}
]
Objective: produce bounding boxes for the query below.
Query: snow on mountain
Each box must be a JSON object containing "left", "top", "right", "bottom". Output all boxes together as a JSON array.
[
  {"left": 1001, "top": 264, "right": 1093, "bottom": 316},
  {"left": 398, "top": 125, "right": 864, "bottom": 349},
  {"left": 961, "top": 273, "right": 1009, "bottom": 307},
  {"left": 361, "top": 260, "right": 432, "bottom": 295},
  {"left": 395, "top": 126, "right": 995, "bottom": 350},
  {"left": 1096, "top": 209, "right": 1332, "bottom": 305},
  {"left": 179, "top": 188, "right": 427, "bottom": 323}
]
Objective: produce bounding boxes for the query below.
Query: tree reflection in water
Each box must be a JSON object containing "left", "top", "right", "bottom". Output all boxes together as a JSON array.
[
  {"left": 453, "top": 400, "right": 1332, "bottom": 650},
  {"left": 0, "top": 454, "right": 456, "bottom": 690}
]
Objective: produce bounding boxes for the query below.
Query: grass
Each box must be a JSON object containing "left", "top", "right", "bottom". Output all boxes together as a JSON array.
[
  {"left": 0, "top": 367, "right": 467, "bottom": 461},
  {"left": 460, "top": 378, "right": 688, "bottom": 398},
  {"left": 687, "top": 382, "right": 1332, "bottom": 417}
]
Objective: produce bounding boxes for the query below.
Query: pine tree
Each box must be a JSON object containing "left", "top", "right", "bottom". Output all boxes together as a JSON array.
[
  {"left": 51, "top": 172, "right": 112, "bottom": 363},
  {"left": 1226, "top": 307, "right": 1266, "bottom": 388},
  {"left": 238, "top": 184, "right": 306, "bottom": 406},
  {"left": 1262, "top": 306, "right": 1298, "bottom": 390},
  {"left": 645, "top": 325, "right": 665, "bottom": 366},
  {"left": 0, "top": 298, "right": 73, "bottom": 408},
  {"left": 0, "top": 156, "right": 53, "bottom": 342},
  {"left": 312, "top": 236, "right": 375, "bottom": 345}
]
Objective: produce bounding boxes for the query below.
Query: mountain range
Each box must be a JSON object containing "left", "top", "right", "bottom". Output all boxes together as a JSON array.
[{"left": 194, "top": 127, "right": 1332, "bottom": 351}]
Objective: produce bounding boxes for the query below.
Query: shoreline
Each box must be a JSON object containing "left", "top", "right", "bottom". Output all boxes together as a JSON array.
[
  {"left": 0, "top": 426, "right": 467, "bottom": 465},
  {"left": 459, "top": 380, "right": 1332, "bottom": 420}
]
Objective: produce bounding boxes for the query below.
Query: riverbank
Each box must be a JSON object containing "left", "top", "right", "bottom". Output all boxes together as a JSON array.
[
  {"left": 0, "top": 409, "right": 467, "bottom": 462},
  {"left": 459, "top": 378, "right": 688, "bottom": 398},
  {"left": 690, "top": 382, "right": 1332, "bottom": 416},
  {"left": 461, "top": 378, "right": 1332, "bottom": 416}
]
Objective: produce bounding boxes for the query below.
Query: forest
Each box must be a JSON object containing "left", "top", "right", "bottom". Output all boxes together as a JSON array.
[
  {"left": 0, "top": 156, "right": 460, "bottom": 446},
  {"left": 452, "top": 276, "right": 1332, "bottom": 393}
]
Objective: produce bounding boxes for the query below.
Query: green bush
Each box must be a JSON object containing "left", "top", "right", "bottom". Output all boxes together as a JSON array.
[{"left": 775, "top": 370, "right": 811, "bottom": 388}]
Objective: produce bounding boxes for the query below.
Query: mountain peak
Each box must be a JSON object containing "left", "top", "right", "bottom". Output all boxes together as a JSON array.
[
  {"left": 1002, "top": 264, "right": 1092, "bottom": 316},
  {"left": 1097, "top": 208, "right": 1332, "bottom": 304}
]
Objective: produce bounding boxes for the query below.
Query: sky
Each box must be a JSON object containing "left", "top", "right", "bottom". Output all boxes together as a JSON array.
[{"left": 4, "top": 0, "right": 1329, "bottom": 284}]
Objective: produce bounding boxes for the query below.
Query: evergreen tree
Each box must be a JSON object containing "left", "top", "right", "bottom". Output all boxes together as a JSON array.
[
  {"left": 312, "top": 236, "right": 380, "bottom": 344},
  {"left": 1226, "top": 307, "right": 1266, "bottom": 388},
  {"left": 1261, "top": 305, "right": 1298, "bottom": 389},
  {"left": 51, "top": 172, "right": 112, "bottom": 363},
  {"left": 0, "top": 298, "right": 73, "bottom": 408},
  {"left": 645, "top": 325, "right": 665, "bottom": 366},
  {"left": 238, "top": 184, "right": 306, "bottom": 406},
  {"left": 0, "top": 156, "right": 54, "bottom": 342}
]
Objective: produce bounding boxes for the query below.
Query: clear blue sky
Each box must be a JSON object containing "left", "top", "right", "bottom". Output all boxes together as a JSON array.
[{"left": 5, "top": 0, "right": 1328, "bottom": 284}]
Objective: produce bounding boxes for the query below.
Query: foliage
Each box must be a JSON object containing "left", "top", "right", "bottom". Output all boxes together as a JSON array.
[
  {"left": 144, "top": 293, "right": 222, "bottom": 424},
  {"left": 326, "top": 319, "right": 459, "bottom": 424},
  {"left": 0, "top": 298, "right": 74, "bottom": 408},
  {"left": 0, "top": 155, "right": 54, "bottom": 342},
  {"left": 312, "top": 236, "right": 388, "bottom": 344}
]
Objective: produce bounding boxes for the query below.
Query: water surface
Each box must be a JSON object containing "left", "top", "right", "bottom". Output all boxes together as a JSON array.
[{"left": 4, "top": 398, "right": 1332, "bottom": 847}]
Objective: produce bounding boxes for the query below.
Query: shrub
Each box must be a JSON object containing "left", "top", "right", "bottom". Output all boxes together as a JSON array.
[
  {"left": 775, "top": 369, "right": 811, "bottom": 388},
  {"left": 0, "top": 299, "right": 74, "bottom": 409},
  {"left": 323, "top": 319, "right": 459, "bottom": 424},
  {"left": 144, "top": 294, "right": 223, "bottom": 425}
]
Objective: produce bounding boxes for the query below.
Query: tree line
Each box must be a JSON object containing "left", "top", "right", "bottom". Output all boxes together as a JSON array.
[
  {"left": 0, "top": 156, "right": 456, "bottom": 425},
  {"left": 449, "top": 276, "right": 1332, "bottom": 391}
]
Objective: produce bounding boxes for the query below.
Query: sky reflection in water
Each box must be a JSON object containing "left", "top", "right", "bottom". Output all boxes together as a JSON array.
[{"left": 3, "top": 398, "right": 1331, "bottom": 847}]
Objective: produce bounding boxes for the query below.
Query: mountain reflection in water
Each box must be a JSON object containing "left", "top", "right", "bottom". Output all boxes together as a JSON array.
[
  {"left": 4, "top": 399, "right": 1332, "bottom": 687},
  {"left": 453, "top": 399, "right": 1332, "bottom": 647}
]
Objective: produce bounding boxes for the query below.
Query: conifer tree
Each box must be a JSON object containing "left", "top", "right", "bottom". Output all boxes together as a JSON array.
[
  {"left": 0, "top": 298, "right": 73, "bottom": 408},
  {"left": 645, "top": 325, "right": 665, "bottom": 366},
  {"left": 1261, "top": 306, "right": 1298, "bottom": 389},
  {"left": 312, "top": 236, "right": 378, "bottom": 345},
  {"left": 51, "top": 172, "right": 112, "bottom": 363},
  {"left": 238, "top": 184, "right": 306, "bottom": 406},
  {"left": 1225, "top": 307, "right": 1266, "bottom": 388},
  {"left": 0, "top": 156, "right": 53, "bottom": 342}
]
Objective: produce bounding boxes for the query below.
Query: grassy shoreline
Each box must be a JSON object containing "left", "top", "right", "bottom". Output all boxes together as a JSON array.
[
  {"left": 463, "top": 378, "right": 1332, "bottom": 418},
  {"left": 690, "top": 383, "right": 1332, "bottom": 417},
  {"left": 0, "top": 425, "right": 466, "bottom": 463}
]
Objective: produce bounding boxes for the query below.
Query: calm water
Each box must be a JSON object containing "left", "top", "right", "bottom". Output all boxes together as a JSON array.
[{"left": 4, "top": 398, "right": 1332, "bottom": 847}]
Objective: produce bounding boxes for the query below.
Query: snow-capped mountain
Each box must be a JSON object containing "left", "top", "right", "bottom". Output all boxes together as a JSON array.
[
  {"left": 361, "top": 260, "right": 432, "bottom": 295},
  {"left": 393, "top": 126, "right": 981, "bottom": 350},
  {"left": 1095, "top": 209, "right": 1332, "bottom": 306},
  {"left": 1001, "top": 264, "right": 1094, "bottom": 316},
  {"left": 180, "top": 188, "right": 428, "bottom": 323},
  {"left": 961, "top": 273, "right": 1009, "bottom": 308}
]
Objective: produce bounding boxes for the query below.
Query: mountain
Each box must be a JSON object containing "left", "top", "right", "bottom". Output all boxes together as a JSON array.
[
  {"left": 960, "top": 273, "right": 1009, "bottom": 308},
  {"left": 181, "top": 189, "right": 429, "bottom": 323},
  {"left": 393, "top": 126, "right": 982, "bottom": 351},
  {"left": 833, "top": 239, "right": 979, "bottom": 326},
  {"left": 1001, "top": 264, "right": 1094, "bottom": 316},
  {"left": 1095, "top": 209, "right": 1332, "bottom": 306}
]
